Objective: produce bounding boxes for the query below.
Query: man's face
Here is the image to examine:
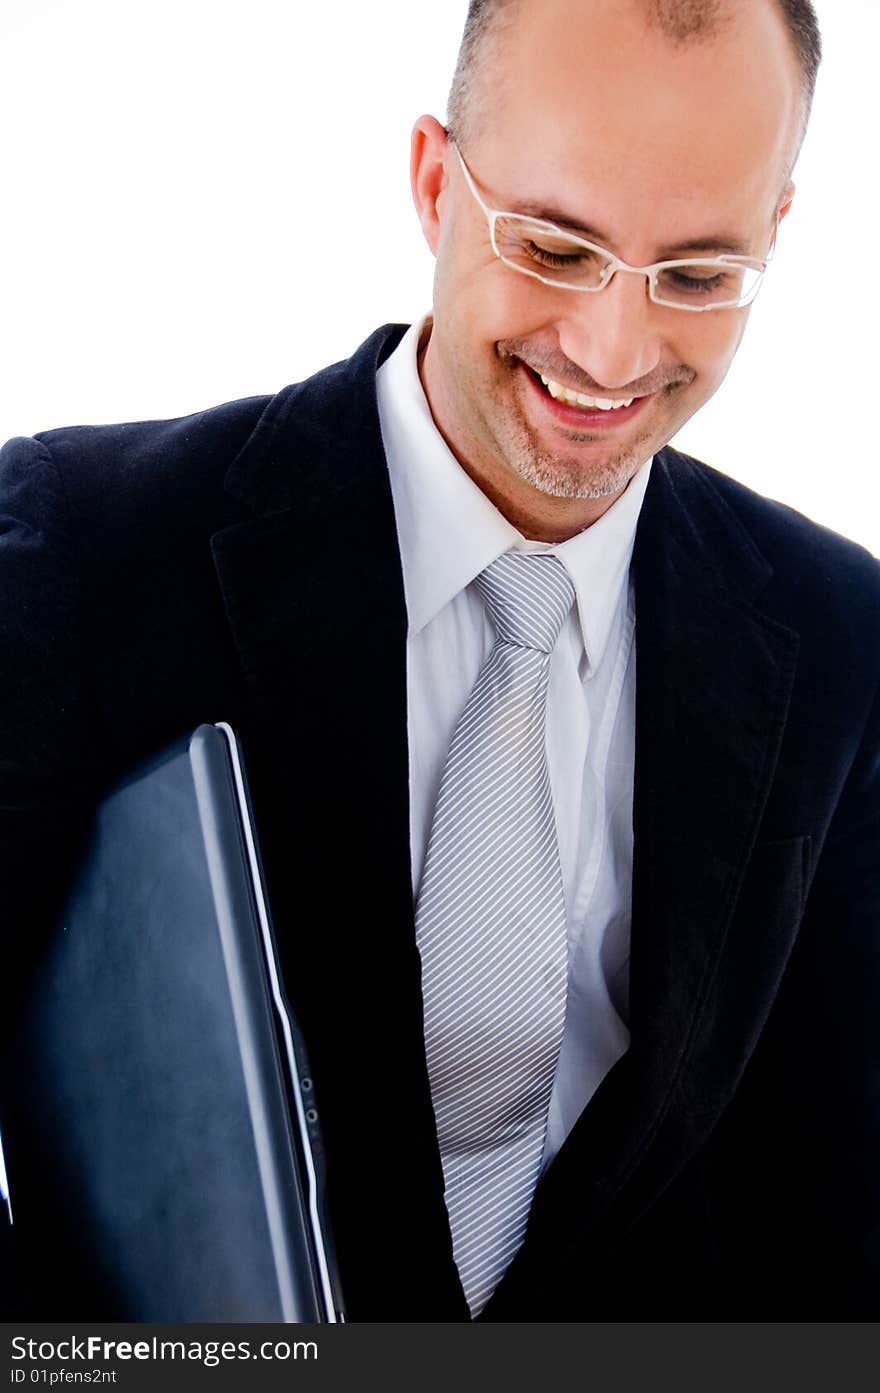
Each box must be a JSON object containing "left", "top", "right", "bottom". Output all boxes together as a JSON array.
[{"left": 413, "top": 0, "right": 801, "bottom": 537}]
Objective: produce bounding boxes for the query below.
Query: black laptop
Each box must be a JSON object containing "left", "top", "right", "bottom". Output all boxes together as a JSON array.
[{"left": 1, "top": 723, "right": 344, "bottom": 1322}]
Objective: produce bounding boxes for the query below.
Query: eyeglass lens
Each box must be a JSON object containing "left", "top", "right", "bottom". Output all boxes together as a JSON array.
[{"left": 494, "top": 216, "right": 764, "bottom": 307}]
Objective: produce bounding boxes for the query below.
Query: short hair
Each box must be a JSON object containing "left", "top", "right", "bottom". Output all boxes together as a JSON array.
[
  {"left": 446, "top": 0, "right": 519, "bottom": 148},
  {"left": 446, "top": 0, "right": 822, "bottom": 155}
]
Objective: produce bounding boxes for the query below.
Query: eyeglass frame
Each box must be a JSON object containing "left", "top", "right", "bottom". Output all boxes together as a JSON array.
[{"left": 449, "top": 137, "right": 777, "bottom": 313}]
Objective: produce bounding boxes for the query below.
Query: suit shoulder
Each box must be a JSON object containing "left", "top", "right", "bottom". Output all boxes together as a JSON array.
[
  {"left": 0, "top": 391, "right": 305, "bottom": 614},
  {"left": 0, "top": 390, "right": 294, "bottom": 552},
  {"left": 32, "top": 391, "right": 273, "bottom": 494},
  {"left": 665, "top": 445, "right": 880, "bottom": 610}
]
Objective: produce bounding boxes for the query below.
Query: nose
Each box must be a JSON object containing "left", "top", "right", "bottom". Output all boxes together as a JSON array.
[{"left": 554, "top": 268, "right": 663, "bottom": 392}]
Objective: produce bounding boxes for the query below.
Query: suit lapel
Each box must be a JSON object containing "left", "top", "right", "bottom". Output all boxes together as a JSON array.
[
  {"left": 210, "top": 325, "right": 469, "bottom": 1318},
  {"left": 485, "top": 448, "right": 800, "bottom": 1315}
]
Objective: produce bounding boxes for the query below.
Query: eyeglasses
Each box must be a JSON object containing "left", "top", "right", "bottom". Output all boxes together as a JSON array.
[{"left": 452, "top": 141, "right": 775, "bottom": 313}]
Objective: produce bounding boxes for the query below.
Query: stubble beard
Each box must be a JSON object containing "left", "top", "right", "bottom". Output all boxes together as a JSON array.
[{"left": 496, "top": 402, "right": 658, "bottom": 501}]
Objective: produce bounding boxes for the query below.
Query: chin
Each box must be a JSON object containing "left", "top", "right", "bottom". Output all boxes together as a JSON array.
[
  {"left": 504, "top": 419, "right": 658, "bottom": 500},
  {"left": 516, "top": 454, "right": 642, "bottom": 501}
]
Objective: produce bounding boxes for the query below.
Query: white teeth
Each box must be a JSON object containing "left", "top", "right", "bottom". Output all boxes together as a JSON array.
[{"left": 539, "top": 374, "right": 634, "bottom": 411}]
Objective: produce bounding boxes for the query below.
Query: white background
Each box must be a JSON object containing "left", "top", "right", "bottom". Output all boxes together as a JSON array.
[{"left": 1, "top": 0, "right": 877, "bottom": 553}]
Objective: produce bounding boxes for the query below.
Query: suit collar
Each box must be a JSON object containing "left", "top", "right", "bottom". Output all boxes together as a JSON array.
[
  {"left": 376, "top": 315, "right": 655, "bottom": 670},
  {"left": 223, "top": 323, "right": 407, "bottom": 519},
  {"left": 639, "top": 445, "right": 774, "bottom": 605}
]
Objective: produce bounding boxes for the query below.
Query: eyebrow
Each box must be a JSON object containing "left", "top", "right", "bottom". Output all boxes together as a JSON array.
[{"left": 511, "top": 201, "right": 753, "bottom": 259}]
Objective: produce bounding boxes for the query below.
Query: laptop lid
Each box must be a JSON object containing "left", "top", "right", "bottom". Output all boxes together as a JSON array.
[{"left": 2, "top": 722, "right": 343, "bottom": 1322}]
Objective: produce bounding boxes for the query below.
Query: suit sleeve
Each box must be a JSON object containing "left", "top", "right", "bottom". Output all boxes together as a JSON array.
[
  {"left": 800, "top": 657, "right": 880, "bottom": 1307},
  {"left": 0, "top": 433, "right": 105, "bottom": 1027}
]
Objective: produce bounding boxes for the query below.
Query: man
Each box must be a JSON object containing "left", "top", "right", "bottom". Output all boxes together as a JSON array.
[{"left": 1, "top": 0, "right": 878, "bottom": 1319}]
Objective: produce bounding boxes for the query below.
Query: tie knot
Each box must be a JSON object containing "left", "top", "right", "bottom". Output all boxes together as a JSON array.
[{"left": 476, "top": 553, "right": 575, "bottom": 654}]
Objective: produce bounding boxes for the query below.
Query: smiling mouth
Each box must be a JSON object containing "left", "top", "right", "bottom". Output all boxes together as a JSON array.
[{"left": 523, "top": 363, "right": 652, "bottom": 416}]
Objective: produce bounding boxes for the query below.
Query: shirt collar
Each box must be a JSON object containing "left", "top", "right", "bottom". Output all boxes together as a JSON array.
[{"left": 376, "top": 314, "right": 653, "bottom": 675}]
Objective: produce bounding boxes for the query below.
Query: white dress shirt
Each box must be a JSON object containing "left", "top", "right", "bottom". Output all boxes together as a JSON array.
[{"left": 376, "top": 316, "right": 653, "bottom": 1169}]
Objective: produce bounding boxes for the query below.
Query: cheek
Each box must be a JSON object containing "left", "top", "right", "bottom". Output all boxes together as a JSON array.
[
  {"left": 679, "top": 316, "right": 745, "bottom": 389},
  {"left": 435, "top": 233, "right": 553, "bottom": 344},
  {"left": 460, "top": 276, "right": 540, "bottom": 343}
]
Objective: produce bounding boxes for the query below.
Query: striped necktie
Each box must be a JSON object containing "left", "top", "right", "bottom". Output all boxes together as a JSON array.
[{"left": 415, "top": 551, "right": 576, "bottom": 1317}]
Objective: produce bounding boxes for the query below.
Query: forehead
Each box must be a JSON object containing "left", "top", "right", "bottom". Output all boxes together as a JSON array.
[{"left": 474, "top": 0, "right": 800, "bottom": 246}]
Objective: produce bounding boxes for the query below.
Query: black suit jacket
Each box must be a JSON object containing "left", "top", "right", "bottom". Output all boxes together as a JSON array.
[{"left": 1, "top": 323, "right": 879, "bottom": 1319}]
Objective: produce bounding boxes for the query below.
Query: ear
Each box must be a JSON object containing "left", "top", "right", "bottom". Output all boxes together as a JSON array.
[
  {"left": 411, "top": 114, "right": 451, "bottom": 256},
  {"left": 774, "top": 180, "right": 796, "bottom": 239}
]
